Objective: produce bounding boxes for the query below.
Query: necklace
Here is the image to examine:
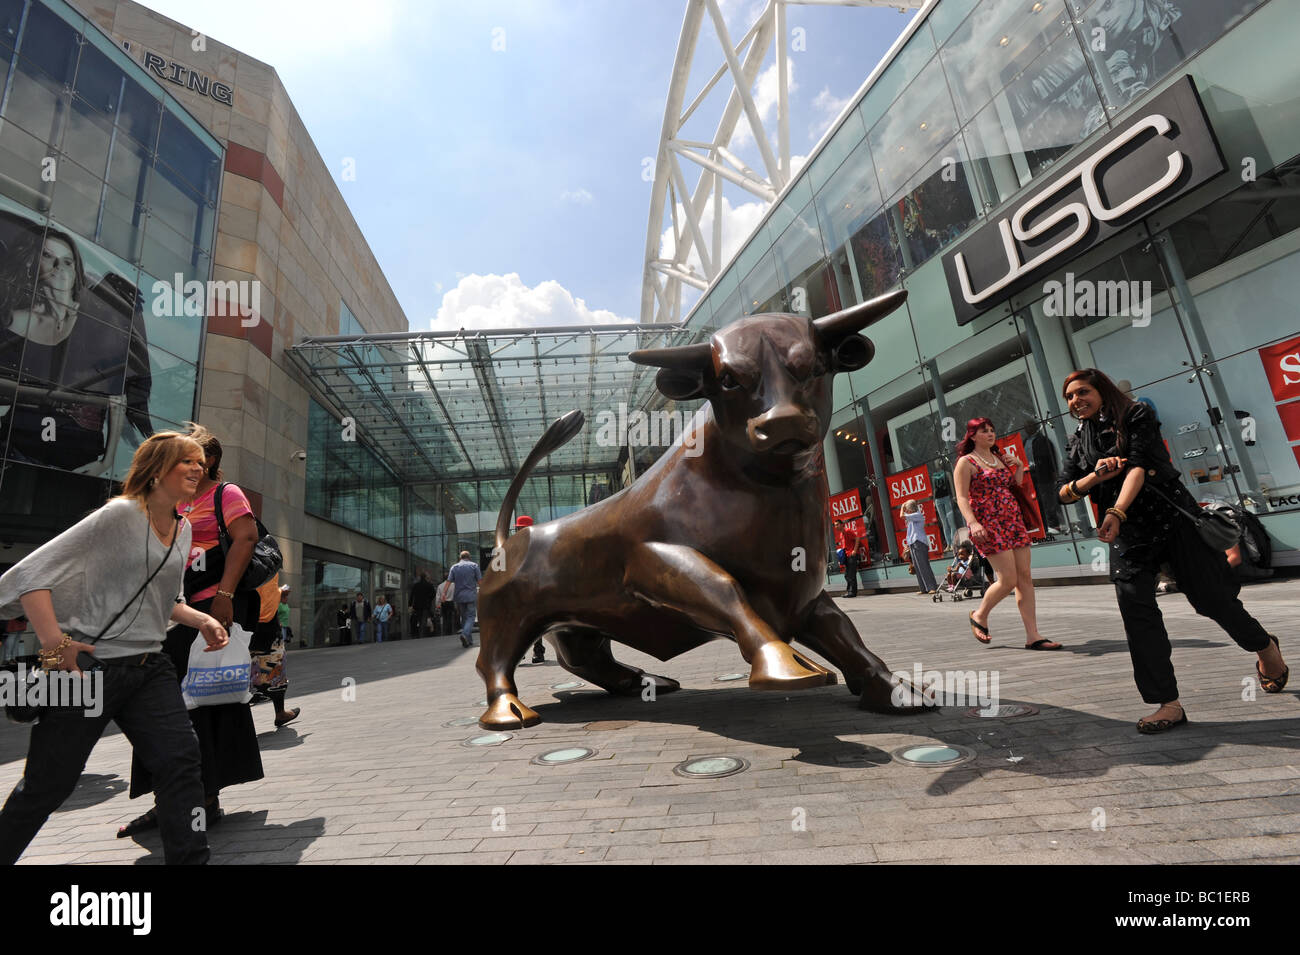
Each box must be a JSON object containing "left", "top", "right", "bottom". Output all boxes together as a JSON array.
[{"left": 972, "top": 451, "right": 1001, "bottom": 468}]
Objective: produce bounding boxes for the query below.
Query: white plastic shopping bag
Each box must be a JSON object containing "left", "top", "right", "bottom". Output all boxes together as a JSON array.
[{"left": 181, "top": 622, "right": 253, "bottom": 709}]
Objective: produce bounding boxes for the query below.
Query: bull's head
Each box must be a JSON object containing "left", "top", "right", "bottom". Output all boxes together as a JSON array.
[{"left": 629, "top": 290, "right": 906, "bottom": 467}]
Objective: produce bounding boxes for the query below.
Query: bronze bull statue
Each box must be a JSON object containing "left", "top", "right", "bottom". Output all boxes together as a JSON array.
[{"left": 476, "top": 289, "right": 924, "bottom": 729}]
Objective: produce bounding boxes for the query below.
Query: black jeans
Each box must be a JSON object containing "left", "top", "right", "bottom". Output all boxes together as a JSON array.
[
  {"left": 1112, "top": 515, "right": 1271, "bottom": 704},
  {"left": 0, "top": 654, "right": 208, "bottom": 865},
  {"left": 843, "top": 556, "right": 859, "bottom": 596}
]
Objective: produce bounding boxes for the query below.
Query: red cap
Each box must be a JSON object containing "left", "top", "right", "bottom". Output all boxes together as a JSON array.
[{"left": 515, "top": 515, "right": 534, "bottom": 527}]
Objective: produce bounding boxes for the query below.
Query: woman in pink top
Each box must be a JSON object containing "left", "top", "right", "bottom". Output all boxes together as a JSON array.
[{"left": 119, "top": 426, "right": 265, "bottom": 838}]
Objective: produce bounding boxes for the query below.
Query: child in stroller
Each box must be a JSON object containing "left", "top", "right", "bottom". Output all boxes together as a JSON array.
[{"left": 933, "top": 543, "right": 986, "bottom": 602}]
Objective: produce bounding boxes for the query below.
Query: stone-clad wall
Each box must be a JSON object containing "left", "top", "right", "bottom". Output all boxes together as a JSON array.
[{"left": 79, "top": 0, "right": 412, "bottom": 624}]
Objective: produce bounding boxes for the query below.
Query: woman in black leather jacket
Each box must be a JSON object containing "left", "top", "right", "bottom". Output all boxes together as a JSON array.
[{"left": 1056, "top": 369, "right": 1287, "bottom": 733}]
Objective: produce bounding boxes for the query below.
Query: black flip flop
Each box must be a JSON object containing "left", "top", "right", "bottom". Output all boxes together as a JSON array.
[
  {"left": 969, "top": 613, "right": 991, "bottom": 644},
  {"left": 1025, "top": 639, "right": 1062, "bottom": 651}
]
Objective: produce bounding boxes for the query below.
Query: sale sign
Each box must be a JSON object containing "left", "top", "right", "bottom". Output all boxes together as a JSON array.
[
  {"left": 896, "top": 528, "right": 942, "bottom": 560},
  {"left": 829, "top": 488, "right": 862, "bottom": 521},
  {"left": 886, "top": 465, "right": 932, "bottom": 507},
  {"left": 1260, "top": 335, "right": 1300, "bottom": 403}
]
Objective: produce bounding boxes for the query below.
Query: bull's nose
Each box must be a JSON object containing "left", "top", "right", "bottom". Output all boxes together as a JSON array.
[{"left": 748, "top": 412, "right": 820, "bottom": 453}]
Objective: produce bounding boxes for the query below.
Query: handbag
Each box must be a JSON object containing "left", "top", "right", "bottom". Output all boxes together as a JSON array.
[
  {"left": 1144, "top": 481, "right": 1240, "bottom": 552},
  {"left": 1000, "top": 456, "right": 1041, "bottom": 532},
  {"left": 4, "top": 515, "right": 180, "bottom": 723},
  {"left": 214, "top": 483, "right": 283, "bottom": 591}
]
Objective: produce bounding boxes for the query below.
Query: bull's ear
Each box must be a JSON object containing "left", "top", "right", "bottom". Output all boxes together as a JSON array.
[
  {"left": 831, "top": 334, "right": 875, "bottom": 372},
  {"left": 814, "top": 288, "right": 907, "bottom": 342},
  {"left": 655, "top": 368, "right": 706, "bottom": 401}
]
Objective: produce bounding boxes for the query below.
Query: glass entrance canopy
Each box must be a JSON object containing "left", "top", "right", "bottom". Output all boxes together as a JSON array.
[{"left": 285, "top": 324, "right": 696, "bottom": 485}]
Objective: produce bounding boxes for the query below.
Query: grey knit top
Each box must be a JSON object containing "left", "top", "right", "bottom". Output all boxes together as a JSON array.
[{"left": 0, "top": 498, "right": 192, "bottom": 659}]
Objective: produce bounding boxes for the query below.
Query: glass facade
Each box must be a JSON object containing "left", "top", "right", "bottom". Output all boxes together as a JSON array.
[
  {"left": 0, "top": 0, "right": 220, "bottom": 542},
  {"left": 681, "top": 0, "right": 1300, "bottom": 584}
]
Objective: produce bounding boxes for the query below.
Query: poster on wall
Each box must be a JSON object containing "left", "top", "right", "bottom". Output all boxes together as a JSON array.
[{"left": 0, "top": 205, "right": 186, "bottom": 479}]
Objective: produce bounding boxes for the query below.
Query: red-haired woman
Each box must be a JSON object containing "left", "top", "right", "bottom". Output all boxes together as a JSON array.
[
  {"left": 1058, "top": 369, "right": 1286, "bottom": 733},
  {"left": 954, "top": 418, "right": 1061, "bottom": 650}
]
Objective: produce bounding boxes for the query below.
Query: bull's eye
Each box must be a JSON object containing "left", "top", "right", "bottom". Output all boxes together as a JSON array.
[{"left": 718, "top": 371, "right": 741, "bottom": 391}]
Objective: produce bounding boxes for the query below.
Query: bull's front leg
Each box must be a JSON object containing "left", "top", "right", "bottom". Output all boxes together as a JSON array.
[
  {"left": 625, "top": 542, "right": 834, "bottom": 690},
  {"left": 796, "top": 591, "right": 927, "bottom": 714}
]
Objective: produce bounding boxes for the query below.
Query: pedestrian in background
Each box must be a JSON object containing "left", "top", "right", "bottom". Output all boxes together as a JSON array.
[
  {"left": 834, "top": 519, "right": 862, "bottom": 598},
  {"left": 447, "top": 551, "right": 481, "bottom": 648},
  {"left": 901, "top": 499, "right": 938, "bottom": 594},
  {"left": 436, "top": 577, "right": 457, "bottom": 637},
  {"left": 409, "top": 570, "right": 435, "bottom": 639},
  {"left": 373, "top": 595, "right": 392, "bottom": 642},
  {"left": 349, "top": 592, "right": 371, "bottom": 644}
]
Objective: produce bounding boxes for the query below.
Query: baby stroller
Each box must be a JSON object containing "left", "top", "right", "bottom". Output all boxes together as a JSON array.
[{"left": 932, "top": 551, "right": 987, "bottom": 602}]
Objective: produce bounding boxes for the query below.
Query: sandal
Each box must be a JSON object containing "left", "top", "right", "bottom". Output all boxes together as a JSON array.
[
  {"left": 116, "top": 808, "right": 158, "bottom": 838},
  {"left": 274, "top": 707, "right": 301, "bottom": 727},
  {"left": 969, "top": 613, "right": 991, "bottom": 645},
  {"left": 1025, "top": 639, "right": 1062, "bottom": 651},
  {"left": 1257, "top": 634, "right": 1289, "bottom": 693},
  {"left": 1137, "top": 704, "right": 1187, "bottom": 734}
]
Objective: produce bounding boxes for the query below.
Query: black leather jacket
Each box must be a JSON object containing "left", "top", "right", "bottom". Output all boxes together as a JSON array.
[{"left": 1059, "top": 402, "right": 1181, "bottom": 509}]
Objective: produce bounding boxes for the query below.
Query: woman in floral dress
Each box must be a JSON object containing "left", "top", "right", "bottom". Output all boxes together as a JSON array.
[{"left": 953, "top": 418, "right": 1061, "bottom": 650}]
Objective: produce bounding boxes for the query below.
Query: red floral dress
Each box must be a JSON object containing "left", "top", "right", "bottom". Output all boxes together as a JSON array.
[{"left": 966, "top": 455, "right": 1031, "bottom": 556}]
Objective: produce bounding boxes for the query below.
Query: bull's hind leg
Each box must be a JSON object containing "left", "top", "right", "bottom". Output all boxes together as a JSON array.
[
  {"left": 549, "top": 627, "right": 680, "bottom": 696},
  {"left": 475, "top": 616, "right": 541, "bottom": 729}
]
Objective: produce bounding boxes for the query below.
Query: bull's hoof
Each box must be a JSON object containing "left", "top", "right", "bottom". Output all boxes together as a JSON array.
[
  {"left": 858, "top": 673, "right": 929, "bottom": 714},
  {"left": 479, "top": 693, "right": 542, "bottom": 729},
  {"left": 749, "top": 642, "right": 836, "bottom": 691}
]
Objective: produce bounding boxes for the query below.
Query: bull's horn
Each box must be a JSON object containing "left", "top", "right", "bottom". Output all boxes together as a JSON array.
[
  {"left": 814, "top": 288, "right": 908, "bottom": 341},
  {"left": 628, "top": 342, "right": 712, "bottom": 370}
]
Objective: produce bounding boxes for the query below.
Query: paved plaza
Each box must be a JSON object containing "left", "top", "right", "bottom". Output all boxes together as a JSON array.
[{"left": 3, "top": 579, "right": 1299, "bottom": 865}]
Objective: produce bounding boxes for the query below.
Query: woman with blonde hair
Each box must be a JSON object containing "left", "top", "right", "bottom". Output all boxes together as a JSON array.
[{"left": 0, "top": 431, "right": 228, "bottom": 864}]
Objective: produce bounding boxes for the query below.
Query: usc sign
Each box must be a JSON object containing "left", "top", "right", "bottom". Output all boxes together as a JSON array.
[{"left": 942, "top": 76, "right": 1224, "bottom": 326}]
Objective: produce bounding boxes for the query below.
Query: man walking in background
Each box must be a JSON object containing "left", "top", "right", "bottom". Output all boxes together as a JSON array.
[
  {"left": 447, "top": 551, "right": 481, "bottom": 648},
  {"left": 436, "top": 576, "right": 457, "bottom": 637},
  {"left": 409, "top": 570, "right": 435, "bottom": 639}
]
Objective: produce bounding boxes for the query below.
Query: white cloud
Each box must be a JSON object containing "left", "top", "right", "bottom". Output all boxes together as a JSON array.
[
  {"left": 559, "top": 188, "right": 594, "bottom": 204},
  {"left": 659, "top": 195, "right": 769, "bottom": 278},
  {"left": 732, "top": 59, "right": 795, "bottom": 147},
  {"left": 433, "top": 273, "right": 633, "bottom": 331},
  {"left": 810, "top": 86, "right": 853, "bottom": 141}
]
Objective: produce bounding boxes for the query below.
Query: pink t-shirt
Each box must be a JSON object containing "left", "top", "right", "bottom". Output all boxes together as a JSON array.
[{"left": 184, "top": 483, "right": 253, "bottom": 602}]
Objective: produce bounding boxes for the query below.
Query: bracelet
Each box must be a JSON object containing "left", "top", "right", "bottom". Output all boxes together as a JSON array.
[
  {"left": 1065, "top": 480, "right": 1083, "bottom": 502},
  {"left": 216, "top": 589, "right": 235, "bottom": 600},
  {"left": 38, "top": 634, "right": 72, "bottom": 671},
  {"left": 1105, "top": 506, "right": 1128, "bottom": 522}
]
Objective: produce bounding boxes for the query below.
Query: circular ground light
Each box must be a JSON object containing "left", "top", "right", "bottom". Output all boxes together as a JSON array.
[
  {"left": 461, "top": 732, "right": 513, "bottom": 748},
  {"left": 714, "top": 673, "right": 748, "bottom": 682},
  {"left": 550, "top": 680, "right": 586, "bottom": 691},
  {"left": 531, "top": 746, "right": 597, "bottom": 766},
  {"left": 442, "top": 716, "right": 479, "bottom": 727},
  {"left": 673, "top": 755, "right": 750, "bottom": 779},
  {"left": 889, "top": 743, "right": 975, "bottom": 767},
  {"left": 963, "top": 703, "right": 1039, "bottom": 719}
]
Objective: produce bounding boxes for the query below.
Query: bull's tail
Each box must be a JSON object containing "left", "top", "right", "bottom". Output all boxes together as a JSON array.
[{"left": 494, "top": 410, "right": 585, "bottom": 549}]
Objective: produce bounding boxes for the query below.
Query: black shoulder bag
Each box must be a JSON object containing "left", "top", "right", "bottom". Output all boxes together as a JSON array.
[
  {"left": 5, "top": 514, "right": 181, "bottom": 723},
  {"left": 214, "top": 483, "right": 283, "bottom": 591},
  {"left": 1144, "top": 481, "right": 1241, "bottom": 552}
]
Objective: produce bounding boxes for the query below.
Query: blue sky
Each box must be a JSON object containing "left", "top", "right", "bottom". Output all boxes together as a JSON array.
[{"left": 138, "top": 0, "right": 915, "bottom": 330}]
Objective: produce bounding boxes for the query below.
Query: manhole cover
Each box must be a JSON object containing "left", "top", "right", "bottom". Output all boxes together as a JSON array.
[
  {"left": 442, "top": 717, "right": 479, "bottom": 727},
  {"left": 673, "top": 755, "right": 749, "bottom": 779},
  {"left": 585, "top": 720, "right": 637, "bottom": 731},
  {"left": 461, "top": 733, "right": 512, "bottom": 748},
  {"left": 531, "top": 747, "right": 597, "bottom": 766},
  {"left": 890, "top": 743, "right": 974, "bottom": 767},
  {"left": 550, "top": 681, "right": 586, "bottom": 691},
  {"left": 963, "top": 703, "right": 1039, "bottom": 719},
  {"left": 714, "top": 673, "right": 748, "bottom": 682}
]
